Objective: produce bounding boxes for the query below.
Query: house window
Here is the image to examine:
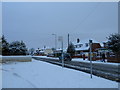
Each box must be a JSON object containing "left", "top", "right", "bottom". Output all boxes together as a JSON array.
[
  {"left": 85, "top": 43, "right": 89, "bottom": 47},
  {"left": 75, "top": 44, "right": 83, "bottom": 48},
  {"left": 79, "top": 44, "right": 83, "bottom": 47},
  {"left": 75, "top": 45, "right": 77, "bottom": 48}
]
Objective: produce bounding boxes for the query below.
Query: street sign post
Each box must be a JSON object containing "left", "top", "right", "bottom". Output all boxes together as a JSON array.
[{"left": 89, "top": 40, "right": 93, "bottom": 78}]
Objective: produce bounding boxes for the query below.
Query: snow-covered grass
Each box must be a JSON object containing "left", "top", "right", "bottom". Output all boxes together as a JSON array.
[
  {"left": 1, "top": 56, "right": 32, "bottom": 63},
  {"left": 2, "top": 59, "right": 118, "bottom": 88}
]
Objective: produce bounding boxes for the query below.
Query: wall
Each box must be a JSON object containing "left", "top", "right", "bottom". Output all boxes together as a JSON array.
[{"left": 0, "top": 56, "right": 32, "bottom": 63}]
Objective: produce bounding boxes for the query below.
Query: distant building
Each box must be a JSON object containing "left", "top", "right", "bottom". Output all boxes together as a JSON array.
[
  {"left": 44, "top": 48, "right": 53, "bottom": 55},
  {"left": 35, "top": 47, "right": 53, "bottom": 56},
  {"left": 53, "top": 48, "right": 67, "bottom": 57}
]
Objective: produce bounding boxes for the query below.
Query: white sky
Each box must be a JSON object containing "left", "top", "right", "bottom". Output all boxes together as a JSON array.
[{"left": 2, "top": 2, "right": 118, "bottom": 49}]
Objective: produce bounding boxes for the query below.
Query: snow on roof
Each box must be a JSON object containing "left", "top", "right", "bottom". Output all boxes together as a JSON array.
[
  {"left": 73, "top": 38, "right": 100, "bottom": 45},
  {"left": 100, "top": 43, "right": 104, "bottom": 47},
  {"left": 42, "top": 47, "right": 52, "bottom": 49},
  {"left": 100, "top": 40, "right": 108, "bottom": 47},
  {"left": 56, "top": 48, "right": 62, "bottom": 50},
  {"left": 35, "top": 47, "right": 52, "bottom": 51},
  {"left": 73, "top": 38, "right": 101, "bottom": 51},
  {"left": 40, "top": 51, "right": 44, "bottom": 53},
  {"left": 56, "top": 48, "right": 67, "bottom": 52},
  {"left": 75, "top": 46, "right": 89, "bottom": 51}
]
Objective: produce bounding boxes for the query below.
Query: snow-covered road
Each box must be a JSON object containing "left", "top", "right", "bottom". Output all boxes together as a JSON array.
[{"left": 2, "top": 59, "right": 118, "bottom": 88}]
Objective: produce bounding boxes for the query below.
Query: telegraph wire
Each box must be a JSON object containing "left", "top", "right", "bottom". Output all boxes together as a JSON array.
[{"left": 73, "top": 2, "right": 101, "bottom": 31}]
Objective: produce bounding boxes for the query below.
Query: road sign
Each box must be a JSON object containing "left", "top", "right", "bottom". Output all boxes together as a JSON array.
[{"left": 58, "top": 36, "right": 63, "bottom": 41}]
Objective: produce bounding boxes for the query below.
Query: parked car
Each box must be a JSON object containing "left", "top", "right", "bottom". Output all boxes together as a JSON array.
[
  {"left": 59, "top": 53, "right": 72, "bottom": 61},
  {"left": 47, "top": 53, "right": 54, "bottom": 57}
]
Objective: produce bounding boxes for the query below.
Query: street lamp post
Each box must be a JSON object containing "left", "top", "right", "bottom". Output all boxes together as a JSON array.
[{"left": 89, "top": 40, "right": 93, "bottom": 78}]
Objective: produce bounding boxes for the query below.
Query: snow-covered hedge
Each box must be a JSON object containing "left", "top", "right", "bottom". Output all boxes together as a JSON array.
[{"left": 0, "top": 56, "right": 32, "bottom": 63}]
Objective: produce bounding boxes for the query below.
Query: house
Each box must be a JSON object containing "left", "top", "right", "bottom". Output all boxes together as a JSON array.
[
  {"left": 73, "top": 38, "right": 101, "bottom": 58},
  {"left": 35, "top": 47, "right": 53, "bottom": 56},
  {"left": 44, "top": 48, "right": 53, "bottom": 55},
  {"left": 53, "top": 48, "right": 67, "bottom": 57}
]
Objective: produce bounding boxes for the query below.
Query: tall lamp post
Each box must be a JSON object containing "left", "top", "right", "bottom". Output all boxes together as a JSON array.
[{"left": 52, "top": 34, "right": 57, "bottom": 50}]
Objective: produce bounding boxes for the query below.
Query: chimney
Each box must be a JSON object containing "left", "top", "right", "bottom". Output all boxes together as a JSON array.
[
  {"left": 103, "top": 42, "right": 106, "bottom": 48},
  {"left": 77, "top": 38, "right": 80, "bottom": 43}
]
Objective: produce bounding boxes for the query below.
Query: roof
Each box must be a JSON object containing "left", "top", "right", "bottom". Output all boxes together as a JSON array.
[
  {"left": 56, "top": 48, "right": 67, "bottom": 52},
  {"left": 73, "top": 38, "right": 101, "bottom": 51},
  {"left": 75, "top": 46, "right": 89, "bottom": 51},
  {"left": 40, "top": 51, "right": 44, "bottom": 53},
  {"left": 73, "top": 38, "right": 100, "bottom": 45}
]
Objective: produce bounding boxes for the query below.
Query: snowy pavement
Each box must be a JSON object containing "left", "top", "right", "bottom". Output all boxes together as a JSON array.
[{"left": 2, "top": 59, "right": 118, "bottom": 88}]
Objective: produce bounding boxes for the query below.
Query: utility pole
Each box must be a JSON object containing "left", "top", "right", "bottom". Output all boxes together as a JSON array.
[
  {"left": 89, "top": 40, "right": 93, "bottom": 78},
  {"left": 68, "top": 33, "right": 69, "bottom": 47},
  {"left": 58, "top": 36, "right": 64, "bottom": 68}
]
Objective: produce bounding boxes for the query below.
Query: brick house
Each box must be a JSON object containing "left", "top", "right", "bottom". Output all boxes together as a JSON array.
[{"left": 73, "top": 38, "right": 101, "bottom": 58}]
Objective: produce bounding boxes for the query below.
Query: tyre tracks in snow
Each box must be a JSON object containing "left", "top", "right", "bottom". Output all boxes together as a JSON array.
[{"left": 2, "top": 68, "right": 37, "bottom": 88}]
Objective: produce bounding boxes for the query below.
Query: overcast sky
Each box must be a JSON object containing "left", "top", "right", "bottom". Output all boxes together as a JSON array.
[{"left": 2, "top": 2, "right": 118, "bottom": 49}]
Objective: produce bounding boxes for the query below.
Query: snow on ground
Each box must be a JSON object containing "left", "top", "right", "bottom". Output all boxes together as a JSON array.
[
  {"left": 2, "top": 59, "right": 118, "bottom": 88},
  {"left": 33, "top": 56, "right": 119, "bottom": 66},
  {"left": 33, "top": 56, "right": 59, "bottom": 60},
  {"left": 72, "top": 58, "right": 119, "bottom": 66}
]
